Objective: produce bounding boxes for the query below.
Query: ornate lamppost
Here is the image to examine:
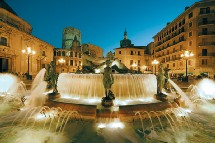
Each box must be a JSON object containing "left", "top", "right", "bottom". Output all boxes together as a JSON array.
[
  {"left": 180, "top": 50, "right": 194, "bottom": 82},
  {"left": 22, "top": 47, "right": 35, "bottom": 79},
  {"left": 152, "top": 59, "right": 159, "bottom": 75},
  {"left": 58, "top": 58, "right": 65, "bottom": 73}
]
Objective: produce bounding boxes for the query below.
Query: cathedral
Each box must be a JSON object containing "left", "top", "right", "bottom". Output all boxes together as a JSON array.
[{"left": 0, "top": 0, "right": 54, "bottom": 75}]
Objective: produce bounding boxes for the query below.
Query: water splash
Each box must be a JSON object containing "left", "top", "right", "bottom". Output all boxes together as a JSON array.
[
  {"left": 168, "top": 79, "right": 192, "bottom": 107},
  {"left": 31, "top": 68, "right": 46, "bottom": 91}
]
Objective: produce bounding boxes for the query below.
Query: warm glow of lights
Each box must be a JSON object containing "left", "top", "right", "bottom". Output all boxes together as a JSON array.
[
  {"left": 0, "top": 74, "right": 17, "bottom": 93},
  {"left": 35, "top": 113, "right": 46, "bottom": 120},
  {"left": 108, "top": 122, "right": 124, "bottom": 129},
  {"left": 22, "top": 47, "right": 35, "bottom": 55},
  {"left": 58, "top": 58, "right": 65, "bottom": 64},
  {"left": 98, "top": 123, "right": 106, "bottom": 129},
  {"left": 152, "top": 59, "right": 159, "bottom": 65},
  {"left": 95, "top": 69, "right": 101, "bottom": 73},
  {"left": 181, "top": 50, "right": 193, "bottom": 58},
  {"left": 88, "top": 98, "right": 99, "bottom": 103},
  {"left": 198, "top": 79, "right": 215, "bottom": 99},
  {"left": 132, "top": 63, "right": 137, "bottom": 67},
  {"left": 97, "top": 121, "right": 124, "bottom": 129}
]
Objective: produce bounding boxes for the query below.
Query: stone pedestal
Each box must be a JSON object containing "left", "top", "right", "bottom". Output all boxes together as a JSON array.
[
  {"left": 154, "top": 93, "right": 168, "bottom": 102},
  {"left": 48, "top": 92, "right": 61, "bottom": 100},
  {"left": 101, "top": 97, "right": 114, "bottom": 107}
]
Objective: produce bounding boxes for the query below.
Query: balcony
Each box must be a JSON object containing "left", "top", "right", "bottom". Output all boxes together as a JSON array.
[
  {"left": 199, "top": 10, "right": 215, "bottom": 15},
  {"left": 199, "top": 42, "right": 215, "bottom": 46},
  {"left": 198, "top": 21, "right": 215, "bottom": 26},
  {"left": 198, "top": 31, "right": 215, "bottom": 36},
  {"left": 0, "top": 42, "right": 9, "bottom": 47}
]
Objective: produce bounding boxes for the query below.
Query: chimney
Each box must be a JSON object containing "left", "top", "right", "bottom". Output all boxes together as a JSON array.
[{"left": 185, "top": 6, "right": 189, "bottom": 10}]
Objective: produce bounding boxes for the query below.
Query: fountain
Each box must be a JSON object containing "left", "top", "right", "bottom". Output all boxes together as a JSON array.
[{"left": 0, "top": 60, "right": 215, "bottom": 142}]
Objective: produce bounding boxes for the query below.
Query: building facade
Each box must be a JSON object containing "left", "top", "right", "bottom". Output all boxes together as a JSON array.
[
  {"left": 153, "top": 0, "right": 215, "bottom": 78},
  {"left": 54, "top": 28, "right": 103, "bottom": 73},
  {"left": 62, "top": 27, "right": 81, "bottom": 50},
  {"left": 0, "top": 0, "right": 54, "bottom": 75},
  {"left": 115, "top": 30, "right": 151, "bottom": 73}
]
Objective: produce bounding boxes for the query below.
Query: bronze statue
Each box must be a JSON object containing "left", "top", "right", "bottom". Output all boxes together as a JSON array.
[
  {"left": 157, "top": 64, "right": 165, "bottom": 95},
  {"left": 103, "top": 60, "right": 114, "bottom": 98},
  {"left": 44, "top": 61, "right": 59, "bottom": 95},
  {"left": 102, "top": 60, "right": 115, "bottom": 107},
  {"left": 164, "top": 67, "right": 170, "bottom": 90}
]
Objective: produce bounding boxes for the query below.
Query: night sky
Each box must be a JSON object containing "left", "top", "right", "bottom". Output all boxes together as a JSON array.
[{"left": 7, "top": 0, "right": 199, "bottom": 55}]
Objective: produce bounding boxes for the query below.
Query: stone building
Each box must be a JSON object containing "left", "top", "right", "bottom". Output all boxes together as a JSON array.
[
  {"left": 54, "top": 27, "right": 103, "bottom": 73},
  {"left": 0, "top": 0, "right": 54, "bottom": 75},
  {"left": 115, "top": 30, "right": 151, "bottom": 73},
  {"left": 153, "top": 0, "right": 215, "bottom": 77},
  {"left": 62, "top": 27, "right": 81, "bottom": 50}
]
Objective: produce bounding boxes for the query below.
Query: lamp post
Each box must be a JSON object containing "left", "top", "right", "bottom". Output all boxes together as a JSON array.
[
  {"left": 180, "top": 50, "right": 194, "bottom": 82},
  {"left": 58, "top": 58, "right": 65, "bottom": 73},
  {"left": 22, "top": 47, "right": 35, "bottom": 79},
  {"left": 152, "top": 59, "right": 159, "bottom": 75}
]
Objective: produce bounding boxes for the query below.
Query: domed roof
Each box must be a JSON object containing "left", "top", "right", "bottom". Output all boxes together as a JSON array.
[{"left": 0, "top": 0, "right": 17, "bottom": 15}]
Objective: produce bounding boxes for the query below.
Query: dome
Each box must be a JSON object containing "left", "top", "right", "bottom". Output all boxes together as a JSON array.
[{"left": 0, "top": 0, "right": 17, "bottom": 15}]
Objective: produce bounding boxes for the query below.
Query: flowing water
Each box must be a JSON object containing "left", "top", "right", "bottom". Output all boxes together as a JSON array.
[{"left": 0, "top": 72, "right": 215, "bottom": 142}]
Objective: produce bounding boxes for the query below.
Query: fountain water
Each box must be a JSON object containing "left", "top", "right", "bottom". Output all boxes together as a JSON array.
[{"left": 0, "top": 70, "right": 215, "bottom": 142}]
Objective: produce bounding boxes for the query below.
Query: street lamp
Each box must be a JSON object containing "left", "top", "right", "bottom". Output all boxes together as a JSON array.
[
  {"left": 58, "top": 58, "right": 65, "bottom": 73},
  {"left": 22, "top": 47, "right": 35, "bottom": 79},
  {"left": 152, "top": 59, "right": 159, "bottom": 75},
  {"left": 180, "top": 50, "right": 194, "bottom": 82}
]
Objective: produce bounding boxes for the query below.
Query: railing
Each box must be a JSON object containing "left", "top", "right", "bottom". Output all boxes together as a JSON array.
[
  {"left": 0, "top": 42, "right": 9, "bottom": 47},
  {"left": 198, "top": 21, "right": 215, "bottom": 26},
  {"left": 199, "top": 42, "right": 215, "bottom": 46},
  {"left": 198, "top": 31, "right": 215, "bottom": 36},
  {"left": 155, "top": 39, "right": 185, "bottom": 52},
  {"left": 199, "top": 10, "right": 215, "bottom": 15}
]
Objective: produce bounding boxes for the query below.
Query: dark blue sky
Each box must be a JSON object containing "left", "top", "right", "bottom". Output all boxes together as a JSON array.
[{"left": 7, "top": 0, "right": 199, "bottom": 55}]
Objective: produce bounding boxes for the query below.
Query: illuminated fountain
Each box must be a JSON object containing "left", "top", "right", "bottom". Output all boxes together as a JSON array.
[{"left": 0, "top": 61, "right": 215, "bottom": 142}]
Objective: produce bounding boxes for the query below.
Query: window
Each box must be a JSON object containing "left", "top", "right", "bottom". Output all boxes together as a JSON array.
[
  {"left": 167, "top": 50, "right": 169, "bottom": 54},
  {"left": 70, "top": 60, "right": 73, "bottom": 66},
  {"left": 62, "top": 51, "right": 65, "bottom": 56},
  {"left": 138, "top": 51, "right": 140, "bottom": 56},
  {"left": 182, "top": 19, "right": 185, "bottom": 25},
  {"left": 188, "top": 12, "right": 193, "bottom": 18},
  {"left": 79, "top": 53, "right": 81, "bottom": 58},
  {"left": 189, "top": 22, "right": 193, "bottom": 28},
  {"left": 200, "top": 7, "right": 210, "bottom": 14},
  {"left": 57, "top": 51, "right": 61, "bottom": 56},
  {"left": 0, "top": 37, "right": 7, "bottom": 46},
  {"left": 167, "top": 64, "right": 169, "bottom": 68},
  {"left": 202, "top": 59, "right": 207, "bottom": 65},
  {"left": 79, "top": 61, "right": 81, "bottom": 66},
  {"left": 189, "top": 31, "right": 192, "bottom": 37},
  {"left": 119, "top": 51, "right": 121, "bottom": 54},
  {"left": 180, "top": 45, "right": 183, "bottom": 51},
  {"left": 70, "top": 52, "right": 73, "bottom": 57},
  {"left": 173, "top": 63, "right": 175, "bottom": 67},
  {"left": 42, "top": 51, "right": 46, "bottom": 56},
  {"left": 202, "top": 49, "right": 207, "bottom": 56},
  {"left": 130, "top": 60, "right": 133, "bottom": 65},
  {"left": 54, "top": 51, "right": 56, "bottom": 56},
  {"left": 202, "top": 18, "right": 208, "bottom": 24},
  {"left": 75, "top": 52, "right": 77, "bottom": 57},
  {"left": 130, "top": 51, "right": 134, "bottom": 55},
  {"left": 189, "top": 41, "right": 192, "bottom": 46},
  {"left": 202, "top": 28, "right": 208, "bottom": 35},
  {"left": 138, "top": 60, "right": 140, "bottom": 66}
]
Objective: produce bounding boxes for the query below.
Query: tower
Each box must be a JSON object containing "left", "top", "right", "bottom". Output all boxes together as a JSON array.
[{"left": 62, "top": 27, "right": 81, "bottom": 50}]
